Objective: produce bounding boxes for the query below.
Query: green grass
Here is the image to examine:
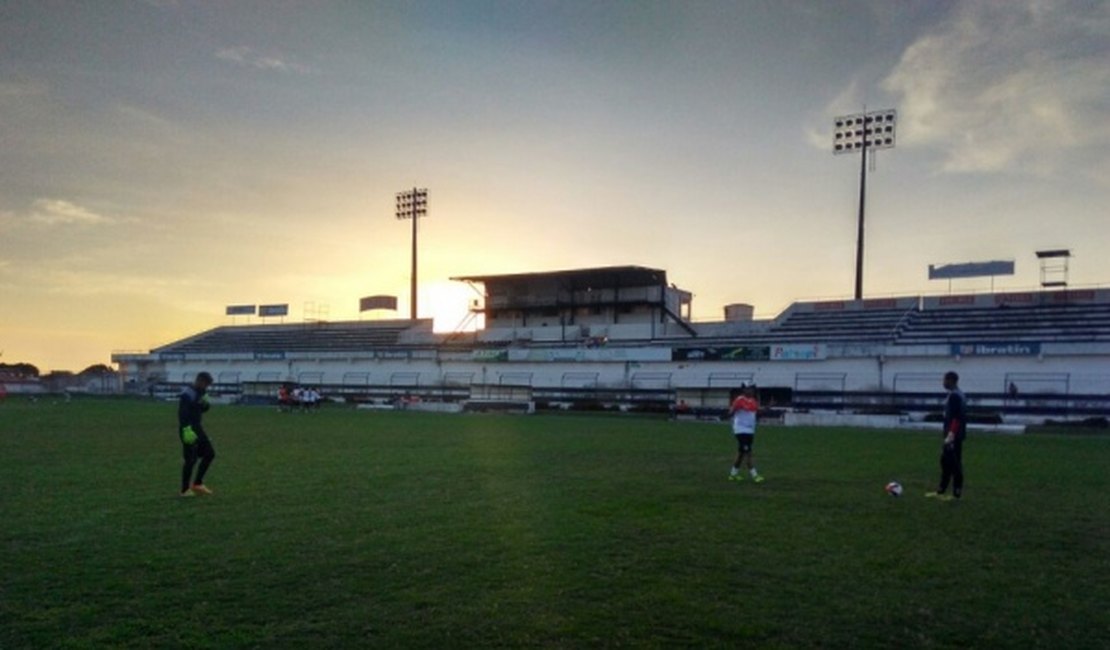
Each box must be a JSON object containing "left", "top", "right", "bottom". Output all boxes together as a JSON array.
[{"left": 2, "top": 399, "right": 1108, "bottom": 649}]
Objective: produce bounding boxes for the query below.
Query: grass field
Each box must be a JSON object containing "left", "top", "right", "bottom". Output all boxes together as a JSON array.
[{"left": 2, "top": 399, "right": 1108, "bottom": 649}]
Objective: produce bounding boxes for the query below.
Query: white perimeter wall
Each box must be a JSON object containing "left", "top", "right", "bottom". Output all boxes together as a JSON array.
[{"left": 141, "top": 349, "right": 1110, "bottom": 395}]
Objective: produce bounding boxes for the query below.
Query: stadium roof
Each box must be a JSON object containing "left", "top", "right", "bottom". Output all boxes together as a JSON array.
[{"left": 451, "top": 265, "right": 668, "bottom": 288}]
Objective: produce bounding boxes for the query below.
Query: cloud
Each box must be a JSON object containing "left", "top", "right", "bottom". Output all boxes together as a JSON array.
[
  {"left": 115, "top": 103, "right": 173, "bottom": 128},
  {"left": 805, "top": 79, "right": 864, "bottom": 151},
  {"left": 215, "top": 46, "right": 315, "bottom": 74},
  {"left": 0, "top": 81, "right": 48, "bottom": 99},
  {"left": 0, "top": 261, "right": 201, "bottom": 307},
  {"left": 28, "top": 199, "right": 117, "bottom": 226},
  {"left": 881, "top": 0, "right": 1110, "bottom": 177}
]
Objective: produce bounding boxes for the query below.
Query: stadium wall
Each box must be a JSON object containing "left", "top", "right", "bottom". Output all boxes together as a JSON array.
[{"left": 118, "top": 343, "right": 1110, "bottom": 397}]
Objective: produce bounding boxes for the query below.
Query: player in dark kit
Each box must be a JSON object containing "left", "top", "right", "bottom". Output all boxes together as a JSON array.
[
  {"left": 179, "top": 371, "right": 216, "bottom": 497},
  {"left": 927, "top": 371, "right": 967, "bottom": 501}
]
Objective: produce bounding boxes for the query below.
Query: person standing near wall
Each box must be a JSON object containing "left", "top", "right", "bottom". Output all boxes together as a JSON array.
[{"left": 927, "top": 371, "right": 967, "bottom": 501}]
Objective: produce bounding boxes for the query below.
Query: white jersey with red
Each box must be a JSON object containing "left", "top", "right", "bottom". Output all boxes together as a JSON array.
[{"left": 730, "top": 395, "right": 759, "bottom": 434}]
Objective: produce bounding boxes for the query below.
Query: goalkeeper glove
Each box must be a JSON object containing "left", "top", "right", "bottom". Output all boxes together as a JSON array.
[{"left": 181, "top": 426, "right": 197, "bottom": 445}]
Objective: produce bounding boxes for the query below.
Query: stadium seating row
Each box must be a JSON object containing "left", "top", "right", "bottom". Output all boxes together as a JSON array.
[
  {"left": 160, "top": 323, "right": 409, "bottom": 354},
  {"left": 755, "top": 302, "right": 1110, "bottom": 345},
  {"left": 897, "top": 303, "right": 1110, "bottom": 344},
  {"left": 156, "top": 300, "right": 1110, "bottom": 354},
  {"left": 768, "top": 307, "right": 912, "bottom": 342}
]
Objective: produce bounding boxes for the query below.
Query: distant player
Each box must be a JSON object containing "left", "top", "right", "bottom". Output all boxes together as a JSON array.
[
  {"left": 278, "top": 384, "right": 294, "bottom": 411},
  {"left": 728, "top": 384, "right": 764, "bottom": 482},
  {"left": 927, "top": 371, "right": 966, "bottom": 501},
  {"left": 304, "top": 387, "right": 319, "bottom": 411},
  {"left": 179, "top": 371, "right": 216, "bottom": 497}
]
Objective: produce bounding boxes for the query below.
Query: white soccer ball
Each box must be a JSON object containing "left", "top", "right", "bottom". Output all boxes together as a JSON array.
[{"left": 885, "top": 481, "right": 903, "bottom": 497}]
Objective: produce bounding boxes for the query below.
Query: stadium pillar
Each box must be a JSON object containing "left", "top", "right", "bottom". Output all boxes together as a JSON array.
[
  {"left": 395, "top": 187, "right": 427, "bottom": 320},
  {"left": 411, "top": 195, "right": 418, "bottom": 320},
  {"left": 855, "top": 139, "right": 867, "bottom": 301},
  {"left": 833, "top": 108, "right": 896, "bottom": 302}
]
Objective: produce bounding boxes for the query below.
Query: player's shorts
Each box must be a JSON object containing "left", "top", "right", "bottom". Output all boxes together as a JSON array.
[
  {"left": 735, "top": 433, "right": 755, "bottom": 452},
  {"left": 182, "top": 431, "right": 216, "bottom": 460}
]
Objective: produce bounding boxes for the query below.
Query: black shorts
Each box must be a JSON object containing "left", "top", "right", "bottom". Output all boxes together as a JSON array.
[
  {"left": 735, "top": 433, "right": 754, "bottom": 452},
  {"left": 941, "top": 439, "right": 963, "bottom": 463},
  {"left": 182, "top": 432, "right": 216, "bottom": 460}
]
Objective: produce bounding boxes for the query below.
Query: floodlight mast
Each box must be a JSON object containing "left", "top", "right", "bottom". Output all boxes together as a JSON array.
[
  {"left": 833, "top": 109, "right": 896, "bottom": 300},
  {"left": 855, "top": 132, "right": 867, "bottom": 301},
  {"left": 395, "top": 187, "right": 428, "bottom": 319}
]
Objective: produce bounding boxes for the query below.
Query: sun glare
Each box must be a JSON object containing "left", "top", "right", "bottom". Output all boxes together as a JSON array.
[{"left": 423, "top": 281, "right": 482, "bottom": 333}]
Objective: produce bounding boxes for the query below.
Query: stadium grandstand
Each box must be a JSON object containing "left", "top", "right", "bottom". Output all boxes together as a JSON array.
[
  {"left": 158, "top": 320, "right": 420, "bottom": 355},
  {"left": 112, "top": 266, "right": 1110, "bottom": 424}
]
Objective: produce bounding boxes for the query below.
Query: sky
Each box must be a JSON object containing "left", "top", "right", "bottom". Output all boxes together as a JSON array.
[{"left": 1, "top": 0, "right": 1108, "bottom": 372}]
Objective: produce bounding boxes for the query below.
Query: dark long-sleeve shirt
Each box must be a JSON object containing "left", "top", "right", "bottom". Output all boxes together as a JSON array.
[
  {"left": 943, "top": 388, "right": 967, "bottom": 442},
  {"left": 178, "top": 386, "right": 210, "bottom": 433}
]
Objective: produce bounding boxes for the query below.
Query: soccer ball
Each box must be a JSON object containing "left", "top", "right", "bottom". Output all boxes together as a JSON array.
[{"left": 885, "top": 481, "right": 903, "bottom": 497}]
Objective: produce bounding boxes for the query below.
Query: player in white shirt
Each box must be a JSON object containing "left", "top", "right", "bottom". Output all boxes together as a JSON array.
[{"left": 728, "top": 385, "right": 764, "bottom": 482}]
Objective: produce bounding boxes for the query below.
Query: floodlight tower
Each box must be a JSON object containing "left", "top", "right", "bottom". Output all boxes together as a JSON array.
[
  {"left": 833, "top": 109, "right": 897, "bottom": 300},
  {"left": 395, "top": 187, "right": 428, "bottom": 320}
]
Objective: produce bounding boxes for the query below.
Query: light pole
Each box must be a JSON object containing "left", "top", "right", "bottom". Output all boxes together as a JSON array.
[
  {"left": 395, "top": 187, "right": 428, "bottom": 320},
  {"left": 833, "top": 108, "right": 896, "bottom": 300}
]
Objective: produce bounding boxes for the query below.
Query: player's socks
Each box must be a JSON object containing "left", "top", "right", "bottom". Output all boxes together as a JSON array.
[{"left": 191, "top": 484, "right": 213, "bottom": 495}]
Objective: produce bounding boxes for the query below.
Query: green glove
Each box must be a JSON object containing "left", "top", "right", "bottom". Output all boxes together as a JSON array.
[{"left": 181, "top": 425, "right": 197, "bottom": 445}]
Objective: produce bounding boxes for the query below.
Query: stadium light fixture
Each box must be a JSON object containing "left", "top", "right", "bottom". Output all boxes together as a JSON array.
[
  {"left": 395, "top": 188, "right": 428, "bottom": 320},
  {"left": 833, "top": 108, "right": 897, "bottom": 300}
]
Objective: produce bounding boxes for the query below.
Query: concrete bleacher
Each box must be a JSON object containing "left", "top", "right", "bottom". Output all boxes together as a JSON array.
[
  {"left": 156, "top": 321, "right": 412, "bottom": 354},
  {"left": 148, "top": 291, "right": 1110, "bottom": 356},
  {"left": 712, "top": 292, "right": 1110, "bottom": 346},
  {"left": 766, "top": 307, "right": 913, "bottom": 342},
  {"left": 896, "top": 302, "right": 1110, "bottom": 344}
]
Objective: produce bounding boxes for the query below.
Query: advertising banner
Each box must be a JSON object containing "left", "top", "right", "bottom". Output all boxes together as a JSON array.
[
  {"left": 360, "top": 295, "right": 398, "bottom": 312},
  {"left": 672, "top": 346, "right": 770, "bottom": 362},
  {"left": 770, "top": 344, "right": 828, "bottom": 361},
  {"left": 929, "top": 260, "right": 1015, "bottom": 280},
  {"left": 471, "top": 350, "right": 509, "bottom": 362},
  {"left": 259, "top": 304, "right": 289, "bottom": 317},
  {"left": 508, "top": 348, "right": 672, "bottom": 363},
  {"left": 951, "top": 343, "right": 1041, "bottom": 357},
  {"left": 225, "top": 304, "right": 256, "bottom": 316}
]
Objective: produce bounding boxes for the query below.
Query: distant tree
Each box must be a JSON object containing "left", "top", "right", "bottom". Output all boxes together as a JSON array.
[
  {"left": 79, "top": 364, "right": 115, "bottom": 376},
  {"left": 0, "top": 362, "right": 40, "bottom": 377}
]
